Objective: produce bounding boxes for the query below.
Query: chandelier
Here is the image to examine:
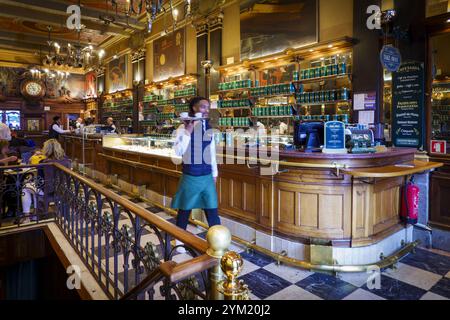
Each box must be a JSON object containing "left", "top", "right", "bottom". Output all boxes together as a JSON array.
[{"left": 42, "top": 25, "right": 105, "bottom": 70}]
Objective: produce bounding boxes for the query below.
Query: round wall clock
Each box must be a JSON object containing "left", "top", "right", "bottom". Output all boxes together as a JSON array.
[{"left": 21, "top": 79, "right": 46, "bottom": 99}]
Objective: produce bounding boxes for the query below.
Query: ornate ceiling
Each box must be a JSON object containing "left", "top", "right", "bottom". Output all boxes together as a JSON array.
[
  {"left": 67, "top": 0, "right": 133, "bottom": 12},
  {"left": 0, "top": 0, "right": 145, "bottom": 55}
]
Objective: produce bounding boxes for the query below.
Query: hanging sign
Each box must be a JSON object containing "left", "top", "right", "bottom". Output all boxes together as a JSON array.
[
  {"left": 380, "top": 45, "right": 402, "bottom": 72},
  {"left": 392, "top": 61, "right": 425, "bottom": 149},
  {"left": 323, "top": 121, "right": 347, "bottom": 154}
]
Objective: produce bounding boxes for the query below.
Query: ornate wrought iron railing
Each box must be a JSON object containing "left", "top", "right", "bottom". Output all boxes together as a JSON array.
[
  {"left": 0, "top": 164, "right": 52, "bottom": 228},
  {"left": 53, "top": 163, "right": 220, "bottom": 300},
  {"left": 0, "top": 164, "right": 232, "bottom": 300}
]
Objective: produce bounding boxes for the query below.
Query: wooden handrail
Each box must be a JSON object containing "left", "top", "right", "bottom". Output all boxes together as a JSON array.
[
  {"left": 120, "top": 268, "right": 165, "bottom": 300},
  {"left": 121, "top": 254, "right": 217, "bottom": 300},
  {"left": 52, "top": 163, "right": 208, "bottom": 253},
  {"left": 159, "top": 254, "right": 218, "bottom": 283},
  {"left": 341, "top": 160, "right": 443, "bottom": 178}
]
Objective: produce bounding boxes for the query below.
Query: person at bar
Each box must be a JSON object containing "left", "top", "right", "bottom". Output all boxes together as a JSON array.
[
  {"left": 105, "top": 117, "right": 118, "bottom": 134},
  {"left": 171, "top": 97, "right": 221, "bottom": 248},
  {"left": 74, "top": 117, "right": 84, "bottom": 134},
  {"left": 49, "top": 116, "right": 72, "bottom": 140},
  {"left": 0, "top": 122, "right": 11, "bottom": 141}
]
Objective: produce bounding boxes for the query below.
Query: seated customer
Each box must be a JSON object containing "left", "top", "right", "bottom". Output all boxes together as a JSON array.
[
  {"left": 0, "top": 139, "right": 19, "bottom": 218},
  {"left": 9, "top": 130, "right": 35, "bottom": 158},
  {"left": 9, "top": 130, "right": 28, "bottom": 148},
  {"left": 0, "top": 139, "right": 18, "bottom": 165},
  {"left": 21, "top": 139, "right": 70, "bottom": 221},
  {"left": 29, "top": 149, "right": 46, "bottom": 165},
  {"left": 0, "top": 122, "right": 11, "bottom": 141}
]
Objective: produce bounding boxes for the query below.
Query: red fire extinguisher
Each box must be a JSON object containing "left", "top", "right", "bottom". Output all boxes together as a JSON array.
[{"left": 400, "top": 177, "right": 419, "bottom": 225}]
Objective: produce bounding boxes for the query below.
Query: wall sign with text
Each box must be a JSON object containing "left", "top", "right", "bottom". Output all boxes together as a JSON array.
[
  {"left": 380, "top": 45, "right": 402, "bottom": 72},
  {"left": 323, "top": 121, "right": 347, "bottom": 154},
  {"left": 392, "top": 61, "right": 425, "bottom": 149}
]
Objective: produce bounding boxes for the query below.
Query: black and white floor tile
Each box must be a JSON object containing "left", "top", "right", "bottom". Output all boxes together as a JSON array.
[{"left": 88, "top": 185, "right": 450, "bottom": 300}]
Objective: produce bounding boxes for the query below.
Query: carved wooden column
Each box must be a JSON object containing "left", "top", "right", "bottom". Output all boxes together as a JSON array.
[
  {"left": 208, "top": 12, "right": 224, "bottom": 97},
  {"left": 196, "top": 23, "right": 209, "bottom": 98},
  {"left": 95, "top": 66, "right": 106, "bottom": 124},
  {"left": 132, "top": 49, "right": 146, "bottom": 133}
]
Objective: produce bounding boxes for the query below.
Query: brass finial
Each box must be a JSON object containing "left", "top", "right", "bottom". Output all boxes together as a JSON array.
[
  {"left": 217, "top": 251, "right": 251, "bottom": 300},
  {"left": 206, "top": 225, "right": 231, "bottom": 258}
]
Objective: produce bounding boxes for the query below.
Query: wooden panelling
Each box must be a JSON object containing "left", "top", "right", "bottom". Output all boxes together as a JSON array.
[
  {"left": 218, "top": 172, "right": 258, "bottom": 223},
  {"left": 278, "top": 188, "right": 296, "bottom": 225},
  {"left": 231, "top": 180, "right": 243, "bottom": 210},
  {"left": 274, "top": 182, "right": 351, "bottom": 239},
  {"left": 372, "top": 178, "right": 402, "bottom": 235},
  {"left": 257, "top": 178, "right": 273, "bottom": 228},
  {"left": 299, "top": 193, "right": 318, "bottom": 228},
  {"left": 430, "top": 172, "right": 450, "bottom": 230},
  {"left": 352, "top": 183, "right": 371, "bottom": 239},
  {"left": 218, "top": 176, "right": 230, "bottom": 209},
  {"left": 243, "top": 182, "right": 256, "bottom": 213},
  {"left": 94, "top": 143, "right": 412, "bottom": 246},
  {"left": 166, "top": 175, "right": 180, "bottom": 198},
  {"left": 429, "top": 156, "right": 450, "bottom": 230},
  {"left": 319, "top": 194, "right": 344, "bottom": 231}
]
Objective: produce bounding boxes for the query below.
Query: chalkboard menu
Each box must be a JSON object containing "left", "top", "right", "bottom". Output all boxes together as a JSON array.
[{"left": 392, "top": 61, "right": 425, "bottom": 149}]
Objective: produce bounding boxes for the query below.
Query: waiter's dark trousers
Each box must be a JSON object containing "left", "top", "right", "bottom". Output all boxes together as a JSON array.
[{"left": 176, "top": 209, "right": 221, "bottom": 230}]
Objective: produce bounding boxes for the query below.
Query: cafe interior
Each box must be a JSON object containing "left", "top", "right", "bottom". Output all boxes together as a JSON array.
[{"left": 0, "top": 0, "right": 449, "bottom": 301}]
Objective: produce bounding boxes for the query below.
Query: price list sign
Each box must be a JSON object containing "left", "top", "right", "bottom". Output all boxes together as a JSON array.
[
  {"left": 392, "top": 61, "right": 425, "bottom": 148},
  {"left": 323, "top": 121, "right": 347, "bottom": 154}
]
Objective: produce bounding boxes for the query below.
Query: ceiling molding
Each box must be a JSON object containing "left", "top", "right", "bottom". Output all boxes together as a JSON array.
[
  {"left": 0, "top": 30, "right": 92, "bottom": 47},
  {"left": 0, "top": 2, "right": 127, "bottom": 36},
  {"left": 0, "top": 48, "right": 41, "bottom": 66},
  {"left": 103, "top": 48, "right": 133, "bottom": 64},
  {"left": 0, "top": 0, "right": 144, "bottom": 30},
  {"left": 0, "top": 38, "right": 43, "bottom": 53},
  {"left": 99, "top": 34, "right": 129, "bottom": 51}
]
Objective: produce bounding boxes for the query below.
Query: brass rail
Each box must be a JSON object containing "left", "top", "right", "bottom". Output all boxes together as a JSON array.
[
  {"left": 133, "top": 193, "right": 419, "bottom": 273},
  {"left": 98, "top": 153, "right": 182, "bottom": 177},
  {"left": 217, "top": 153, "right": 349, "bottom": 170}
]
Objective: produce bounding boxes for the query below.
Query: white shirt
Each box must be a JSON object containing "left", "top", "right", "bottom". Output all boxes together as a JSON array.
[
  {"left": 0, "top": 123, "right": 11, "bottom": 141},
  {"left": 173, "top": 122, "right": 218, "bottom": 178},
  {"left": 52, "top": 124, "right": 71, "bottom": 134},
  {"left": 256, "top": 121, "right": 266, "bottom": 136},
  {"left": 279, "top": 122, "right": 288, "bottom": 135},
  {"left": 75, "top": 123, "right": 84, "bottom": 134}
]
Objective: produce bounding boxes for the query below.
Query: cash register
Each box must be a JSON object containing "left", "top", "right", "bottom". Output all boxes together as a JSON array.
[
  {"left": 348, "top": 124, "right": 376, "bottom": 154},
  {"left": 293, "top": 121, "right": 324, "bottom": 153}
]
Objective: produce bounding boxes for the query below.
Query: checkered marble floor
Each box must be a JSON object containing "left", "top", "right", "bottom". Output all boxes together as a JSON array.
[{"left": 89, "top": 185, "right": 450, "bottom": 301}]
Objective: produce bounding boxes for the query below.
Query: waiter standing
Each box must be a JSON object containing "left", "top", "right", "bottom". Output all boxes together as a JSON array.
[
  {"left": 171, "top": 97, "right": 221, "bottom": 248},
  {"left": 49, "top": 116, "right": 72, "bottom": 140}
]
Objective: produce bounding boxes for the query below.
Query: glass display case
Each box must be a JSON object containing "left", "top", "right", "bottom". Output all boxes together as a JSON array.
[
  {"left": 102, "top": 134, "right": 179, "bottom": 159},
  {"left": 215, "top": 130, "right": 293, "bottom": 149}
]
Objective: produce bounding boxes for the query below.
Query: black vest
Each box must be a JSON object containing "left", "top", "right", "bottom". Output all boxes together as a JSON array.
[
  {"left": 182, "top": 120, "right": 213, "bottom": 176},
  {"left": 48, "top": 122, "right": 60, "bottom": 139}
]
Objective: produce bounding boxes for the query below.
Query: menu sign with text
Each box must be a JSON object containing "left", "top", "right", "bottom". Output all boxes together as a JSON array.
[
  {"left": 392, "top": 61, "right": 425, "bottom": 149},
  {"left": 323, "top": 121, "right": 347, "bottom": 154}
]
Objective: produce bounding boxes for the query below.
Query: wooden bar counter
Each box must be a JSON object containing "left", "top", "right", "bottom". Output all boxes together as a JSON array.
[
  {"left": 60, "top": 133, "right": 106, "bottom": 175},
  {"left": 95, "top": 142, "right": 441, "bottom": 251}
]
